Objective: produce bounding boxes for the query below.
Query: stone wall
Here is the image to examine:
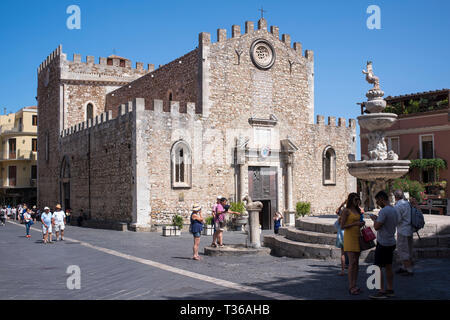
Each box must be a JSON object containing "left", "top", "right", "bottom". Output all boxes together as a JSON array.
[
  {"left": 104, "top": 49, "right": 200, "bottom": 116},
  {"left": 37, "top": 45, "right": 149, "bottom": 214},
  {"left": 60, "top": 109, "right": 135, "bottom": 225},
  {"left": 60, "top": 52, "right": 149, "bottom": 130}
]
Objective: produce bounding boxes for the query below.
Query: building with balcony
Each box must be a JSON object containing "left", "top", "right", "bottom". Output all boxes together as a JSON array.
[{"left": 0, "top": 106, "right": 37, "bottom": 205}]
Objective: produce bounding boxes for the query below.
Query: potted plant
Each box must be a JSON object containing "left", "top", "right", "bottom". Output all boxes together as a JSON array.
[
  {"left": 202, "top": 216, "right": 214, "bottom": 235},
  {"left": 230, "top": 201, "right": 247, "bottom": 231},
  {"left": 162, "top": 214, "right": 183, "bottom": 236}
]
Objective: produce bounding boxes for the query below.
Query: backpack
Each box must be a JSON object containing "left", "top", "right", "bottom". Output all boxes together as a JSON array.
[{"left": 409, "top": 202, "right": 425, "bottom": 239}]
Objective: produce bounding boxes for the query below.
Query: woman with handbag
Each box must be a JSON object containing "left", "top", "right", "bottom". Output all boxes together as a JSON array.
[
  {"left": 335, "top": 200, "right": 348, "bottom": 276},
  {"left": 340, "top": 193, "right": 365, "bottom": 295}
]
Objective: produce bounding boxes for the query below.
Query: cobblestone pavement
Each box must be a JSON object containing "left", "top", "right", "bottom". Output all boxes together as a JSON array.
[{"left": 1, "top": 220, "right": 449, "bottom": 300}]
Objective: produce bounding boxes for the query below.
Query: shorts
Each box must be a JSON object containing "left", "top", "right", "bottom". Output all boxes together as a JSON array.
[
  {"left": 54, "top": 223, "right": 65, "bottom": 232},
  {"left": 374, "top": 243, "right": 396, "bottom": 267},
  {"left": 397, "top": 234, "right": 413, "bottom": 261},
  {"left": 42, "top": 225, "right": 52, "bottom": 233},
  {"left": 193, "top": 231, "right": 201, "bottom": 238}
]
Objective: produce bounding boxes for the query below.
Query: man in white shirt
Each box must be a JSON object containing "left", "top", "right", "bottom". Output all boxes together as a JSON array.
[
  {"left": 394, "top": 190, "right": 414, "bottom": 276},
  {"left": 53, "top": 204, "right": 66, "bottom": 241},
  {"left": 0, "top": 206, "right": 6, "bottom": 225},
  {"left": 41, "top": 207, "right": 54, "bottom": 244}
]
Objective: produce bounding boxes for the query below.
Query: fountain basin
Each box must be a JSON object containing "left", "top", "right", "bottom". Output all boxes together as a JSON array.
[
  {"left": 347, "top": 160, "right": 410, "bottom": 181},
  {"left": 357, "top": 113, "right": 397, "bottom": 131}
]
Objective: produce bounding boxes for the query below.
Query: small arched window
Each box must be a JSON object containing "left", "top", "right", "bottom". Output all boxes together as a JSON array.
[
  {"left": 323, "top": 146, "right": 336, "bottom": 185},
  {"left": 86, "top": 103, "right": 94, "bottom": 121},
  {"left": 171, "top": 140, "right": 191, "bottom": 188}
]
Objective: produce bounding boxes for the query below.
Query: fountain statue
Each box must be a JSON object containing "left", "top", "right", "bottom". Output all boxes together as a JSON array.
[{"left": 347, "top": 62, "right": 410, "bottom": 210}]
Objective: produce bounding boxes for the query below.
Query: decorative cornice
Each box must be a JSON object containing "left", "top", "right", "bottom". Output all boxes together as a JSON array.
[{"left": 248, "top": 114, "right": 278, "bottom": 127}]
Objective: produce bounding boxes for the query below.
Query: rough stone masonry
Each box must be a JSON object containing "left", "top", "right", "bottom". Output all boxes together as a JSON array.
[{"left": 37, "top": 18, "right": 357, "bottom": 231}]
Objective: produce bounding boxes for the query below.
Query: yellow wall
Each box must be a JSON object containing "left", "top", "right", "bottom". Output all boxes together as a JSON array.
[{"left": 0, "top": 108, "right": 37, "bottom": 188}]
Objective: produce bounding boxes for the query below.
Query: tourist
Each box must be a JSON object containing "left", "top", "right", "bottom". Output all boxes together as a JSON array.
[
  {"left": 41, "top": 207, "right": 54, "bottom": 244},
  {"left": 19, "top": 204, "right": 25, "bottom": 223},
  {"left": 11, "top": 206, "right": 17, "bottom": 221},
  {"left": 273, "top": 211, "right": 283, "bottom": 234},
  {"left": 0, "top": 206, "right": 6, "bottom": 226},
  {"left": 340, "top": 193, "right": 365, "bottom": 295},
  {"left": 6, "top": 206, "right": 11, "bottom": 220},
  {"left": 369, "top": 191, "right": 399, "bottom": 299},
  {"left": 65, "top": 208, "right": 72, "bottom": 225},
  {"left": 394, "top": 190, "right": 414, "bottom": 276},
  {"left": 335, "top": 199, "right": 348, "bottom": 276},
  {"left": 23, "top": 208, "right": 33, "bottom": 238},
  {"left": 35, "top": 208, "right": 41, "bottom": 223},
  {"left": 215, "top": 197, "right": 239, "bottom": 247},
  {"left": 190, "top": 204, "right": 204, "bottom": 260},
  {"left": 211, "top": 196, "right": 224, "bottom": 248},
  {"left": 53, "top": 204, "right": 66, "bottom": 241},
  {"left": 31, "top": 206, "right": 38, "bottom": 222}
]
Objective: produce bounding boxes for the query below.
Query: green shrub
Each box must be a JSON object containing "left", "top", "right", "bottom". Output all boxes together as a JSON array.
[
  {"left": 392, "top": 177, "right": 425, "bottom": 202},
  {"left": 172, "top": 214, "right": 184, "bottom": 229},
  {"left": 296, "top": 202, "right": 311, "bottom": 218},
  {"left": 230, "top": 201, "right": 245, "bottom": 215},
  {"left": 205, "top": 215, "right": 213, "bottom": 225}
]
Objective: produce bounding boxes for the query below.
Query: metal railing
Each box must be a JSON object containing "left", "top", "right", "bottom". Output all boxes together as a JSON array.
[{"left": 0, "top": 178, "right": 37, "bottom": 188}]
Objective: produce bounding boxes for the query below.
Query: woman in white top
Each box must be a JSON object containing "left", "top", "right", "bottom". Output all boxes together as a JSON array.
[{"left": 24, "top": 209, "right": 33, "bottom": 238}]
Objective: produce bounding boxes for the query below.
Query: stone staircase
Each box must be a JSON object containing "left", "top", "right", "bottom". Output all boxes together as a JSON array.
[{"left": 263, "top": 215, "right": 450, "bottom": 262}]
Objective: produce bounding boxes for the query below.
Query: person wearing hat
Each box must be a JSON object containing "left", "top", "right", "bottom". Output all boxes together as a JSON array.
[
  {"left": 41, "top": 207, "right": 54, "bottom": 244},
  {"left": 190, "top": 204, "right": 204, "bottom": 261},
  {"left": 53, "top": 204, "right": 66, "bottom": 241}
]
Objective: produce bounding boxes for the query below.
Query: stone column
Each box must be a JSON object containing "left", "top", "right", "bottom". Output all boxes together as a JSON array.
[
  {"left": 243, "top": 195, "right": 263, "bottom": 249},
  {"left": 284, "top": 154, "right": 296, "bottom": 226},
  {"left": 239, "top": 164, "right": 246, "bottom": 201}
]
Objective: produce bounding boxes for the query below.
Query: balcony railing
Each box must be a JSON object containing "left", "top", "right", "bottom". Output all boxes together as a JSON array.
[
  {"left": 0, "top": 178, "right": 37, "bottom": 188},
  {"left": 0, "top": 150, "right": 37, "bottom": 161}
]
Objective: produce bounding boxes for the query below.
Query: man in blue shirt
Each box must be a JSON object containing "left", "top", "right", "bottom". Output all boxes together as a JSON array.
[{"left": 40, "top": 207, "right": 54, "bottom": 244}]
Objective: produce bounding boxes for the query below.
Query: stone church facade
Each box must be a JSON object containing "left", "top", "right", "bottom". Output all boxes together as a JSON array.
[{"left": 37, "top": 18, "right": 356, "bottom": 231}]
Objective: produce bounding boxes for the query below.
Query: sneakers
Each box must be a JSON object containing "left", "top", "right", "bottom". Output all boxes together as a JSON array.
[
  {"left": 386, "top": 290, "right": 395, "bottom": 297},
  {"left": 369, "top": 291, "right": 387, "bottom": 299}
]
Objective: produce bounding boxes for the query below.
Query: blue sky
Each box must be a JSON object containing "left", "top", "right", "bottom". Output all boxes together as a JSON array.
[{"left": 0, "top": 0, "right": 449, "bottom": 156}]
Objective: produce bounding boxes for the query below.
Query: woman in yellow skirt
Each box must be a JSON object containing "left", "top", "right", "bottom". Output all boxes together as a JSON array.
[{"left": 341, "top": 192, "right": 365, "bottom": 295}]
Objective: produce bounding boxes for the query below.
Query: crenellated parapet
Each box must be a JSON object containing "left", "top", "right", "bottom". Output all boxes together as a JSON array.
[
  {"left": 198, "top": 17, "right": 314, "bottom": 61},
  {"left": 68, "top": 53, "right": 153, "bottom": 72},
  {"left": 315, "top": 115, "right": 356, "bottom": 129},
  {"left": 37, "top": 45, "right": 62, "bottom": 74},
  {"left": 61, "top": 98, "right": 196, "bottom": 139}
]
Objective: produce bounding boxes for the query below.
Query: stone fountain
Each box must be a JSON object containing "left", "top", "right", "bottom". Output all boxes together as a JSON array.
[
  {"left": 347, "top": 62, "right": 410, "bottom": 210},
  {"left": 203, "top": 194, "right": 270, "bottom": 256}
]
